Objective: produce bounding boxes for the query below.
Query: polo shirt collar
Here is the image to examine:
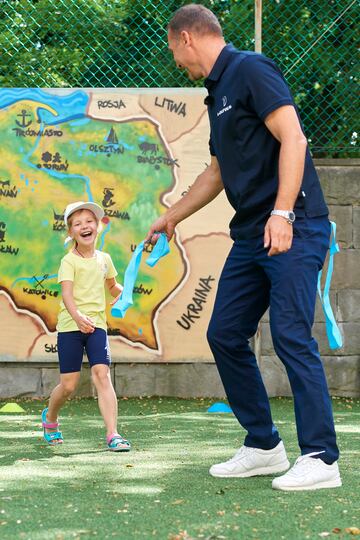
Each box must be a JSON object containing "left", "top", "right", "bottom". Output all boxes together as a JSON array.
[{"left": 204, "top": 43, "right": 236, "bottom": 88}]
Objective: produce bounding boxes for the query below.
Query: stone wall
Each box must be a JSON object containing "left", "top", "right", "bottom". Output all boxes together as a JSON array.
[
  {"left": 0, "top": 160, "right": 359, "bottom": 398},
  {"left": 259, "top": 160, "right": 360, "bottom": 398}
]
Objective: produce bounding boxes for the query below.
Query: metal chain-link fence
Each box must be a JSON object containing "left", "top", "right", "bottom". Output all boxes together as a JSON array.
[{"left": 0, "top": 0, "right": 358, "bottom": 156}]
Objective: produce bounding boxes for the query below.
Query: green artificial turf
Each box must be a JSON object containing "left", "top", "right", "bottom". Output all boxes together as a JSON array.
[{"left": 0, "top": 397, "right": 359, "bottom": 540}]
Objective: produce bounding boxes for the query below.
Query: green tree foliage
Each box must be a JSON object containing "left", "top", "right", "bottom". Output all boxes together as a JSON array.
[
  {"left": 260, "top": 1, "right": 359, "bottom": 156},
  {"left": 0, "top": 0, "right": 358, "bottom": 156}
]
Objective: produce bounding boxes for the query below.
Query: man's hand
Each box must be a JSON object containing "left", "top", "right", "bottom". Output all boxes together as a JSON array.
[
  {"left": 75, "top": 312, "right": 95, "bottom": 333},
  {"left": 264, "top": 215, "right": 293, "bottom": 256},
  {"left": 145, "top": 215, "right": 176, "bottom": 245}
]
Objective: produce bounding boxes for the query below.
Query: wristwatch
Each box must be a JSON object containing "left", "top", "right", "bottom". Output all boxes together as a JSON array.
[{"left": 270, "top": 209, "right": 296, "bottom": 224}]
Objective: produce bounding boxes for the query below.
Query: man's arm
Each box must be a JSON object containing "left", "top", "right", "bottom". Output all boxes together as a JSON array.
[
  {"left": 264, "top": 105, "right": 308, "bottom": 256},
  {"left": 146, "top": 155, "right": 223, "bottom": 242}
]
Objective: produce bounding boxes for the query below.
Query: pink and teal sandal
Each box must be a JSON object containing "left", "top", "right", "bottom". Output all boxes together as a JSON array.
[
  {"left": 107, "top": 433, "right": 131, "bottom": 452},
  {"left": 41, "top": 407, "right": 63, "bottom": 445}
]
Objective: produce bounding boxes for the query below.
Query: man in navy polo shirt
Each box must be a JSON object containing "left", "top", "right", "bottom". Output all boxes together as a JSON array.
[{"left": 147, "top": 4, "right": 341, "bottom": 491}]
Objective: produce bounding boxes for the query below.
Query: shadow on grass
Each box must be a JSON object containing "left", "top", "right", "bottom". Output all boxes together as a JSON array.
[{"left": 0, "top": 397, "right": 359, "bottom": 540}]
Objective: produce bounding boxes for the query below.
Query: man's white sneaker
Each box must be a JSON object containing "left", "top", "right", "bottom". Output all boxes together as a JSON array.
[
  {"left": 272, "top": 452, "right": 342, "bottom": 491},
  {"left": 209, "top": 440, "right": 290, "bottom": 478}
]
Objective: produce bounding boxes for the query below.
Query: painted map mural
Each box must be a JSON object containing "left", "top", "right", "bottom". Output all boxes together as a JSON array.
[{"left": 0, "top": 89, "right": 233, "bottom": 363}]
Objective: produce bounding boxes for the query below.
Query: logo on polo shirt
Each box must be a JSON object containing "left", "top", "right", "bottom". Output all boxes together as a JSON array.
[{"left": 217, "top": 95, "right": 232, "bottom": 117}]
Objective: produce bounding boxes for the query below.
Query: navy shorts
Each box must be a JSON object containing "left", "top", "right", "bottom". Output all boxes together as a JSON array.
[{"left": 57, "top": 328, "right": 111, "bottom": 374}]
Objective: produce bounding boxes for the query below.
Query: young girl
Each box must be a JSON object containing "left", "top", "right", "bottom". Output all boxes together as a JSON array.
[{"left": 41, "top": 201, "right": 130, "bottom": 452}]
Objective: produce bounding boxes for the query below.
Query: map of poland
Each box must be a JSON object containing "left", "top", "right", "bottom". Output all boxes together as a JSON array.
[
  {"left": 0, "top": 89, "right": 233, "bottom": 362},
  {"left": 0, "top": 89, "right": 186, "bottom": 351}
]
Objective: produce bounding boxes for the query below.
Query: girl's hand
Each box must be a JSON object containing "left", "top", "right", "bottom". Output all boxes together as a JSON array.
[
  {"left": 75, "top": 312, "right": 95, "bottom": 333},
  {"left": 110, "top": 293, "right": 122, "bottom": 305},
  {"left": 106, "top": 279, "right": 123, "bottom": 302}
]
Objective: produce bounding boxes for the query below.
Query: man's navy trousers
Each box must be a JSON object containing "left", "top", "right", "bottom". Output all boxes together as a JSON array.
[{"left": 207, "top": 216, "right": 339, "bottom": 464}]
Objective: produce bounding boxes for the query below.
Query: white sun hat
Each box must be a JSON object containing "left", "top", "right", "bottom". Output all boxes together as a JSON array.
[{"left": 64, "top": 201, "right": 104, "bottom": 227}]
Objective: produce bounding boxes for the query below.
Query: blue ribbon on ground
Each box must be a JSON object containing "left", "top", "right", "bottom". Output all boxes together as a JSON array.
[
  {"left": 111, "top": 233, "right": 170, "bottom": 318},
  {"left": 317, "top": 221, "right": 343, "bottom": 350}
]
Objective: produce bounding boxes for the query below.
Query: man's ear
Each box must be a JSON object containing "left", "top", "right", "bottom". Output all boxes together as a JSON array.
[{"left": 180, "top": 30, "right": 192, "bottom": 47}]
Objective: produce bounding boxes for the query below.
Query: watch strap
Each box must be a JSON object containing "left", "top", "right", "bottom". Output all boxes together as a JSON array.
[{"left": 270, "top": 210, "right": 295, "bottom": 223}]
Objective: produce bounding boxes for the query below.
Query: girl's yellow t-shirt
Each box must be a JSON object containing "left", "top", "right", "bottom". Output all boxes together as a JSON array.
[{"left": 56, "top": 250, "right": 117, "bottom": 332}]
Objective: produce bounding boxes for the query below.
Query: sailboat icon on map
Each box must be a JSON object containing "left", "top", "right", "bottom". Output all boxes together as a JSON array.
[{"left": 106, "top": 127, "right": 118, "bottom": 145}]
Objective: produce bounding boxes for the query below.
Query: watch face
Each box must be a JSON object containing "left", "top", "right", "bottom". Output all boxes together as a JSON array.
[{"left": 288, "top": 211, "right": 296, "bottom": 223}]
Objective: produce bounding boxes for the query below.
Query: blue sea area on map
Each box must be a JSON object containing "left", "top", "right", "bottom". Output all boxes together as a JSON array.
[{"left": 0, "top": 88, "right": 89, "bottom": 125}]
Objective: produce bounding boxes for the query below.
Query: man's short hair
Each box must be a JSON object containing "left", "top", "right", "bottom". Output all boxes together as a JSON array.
[{"left": 168, "top": 4, "right": 223, "bottom": 38}]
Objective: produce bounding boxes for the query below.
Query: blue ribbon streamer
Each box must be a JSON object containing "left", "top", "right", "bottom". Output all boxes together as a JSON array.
[
  {"left": 317, "top": 221, "right": 343, "bottom": 350},
  {"left": 111, "top": 233, "right": 170, "bottom": 318},
  {"left": 112, "top": 224, "right": 342, "bottom": 350}
]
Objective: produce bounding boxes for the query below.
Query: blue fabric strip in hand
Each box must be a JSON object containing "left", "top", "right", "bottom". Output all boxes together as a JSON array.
[
  {"left": 111, "top": 233, "right": 170, "bottom": 318},
  {"left": 317, "top": 221, "right": 343, "bottom": 350}
]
